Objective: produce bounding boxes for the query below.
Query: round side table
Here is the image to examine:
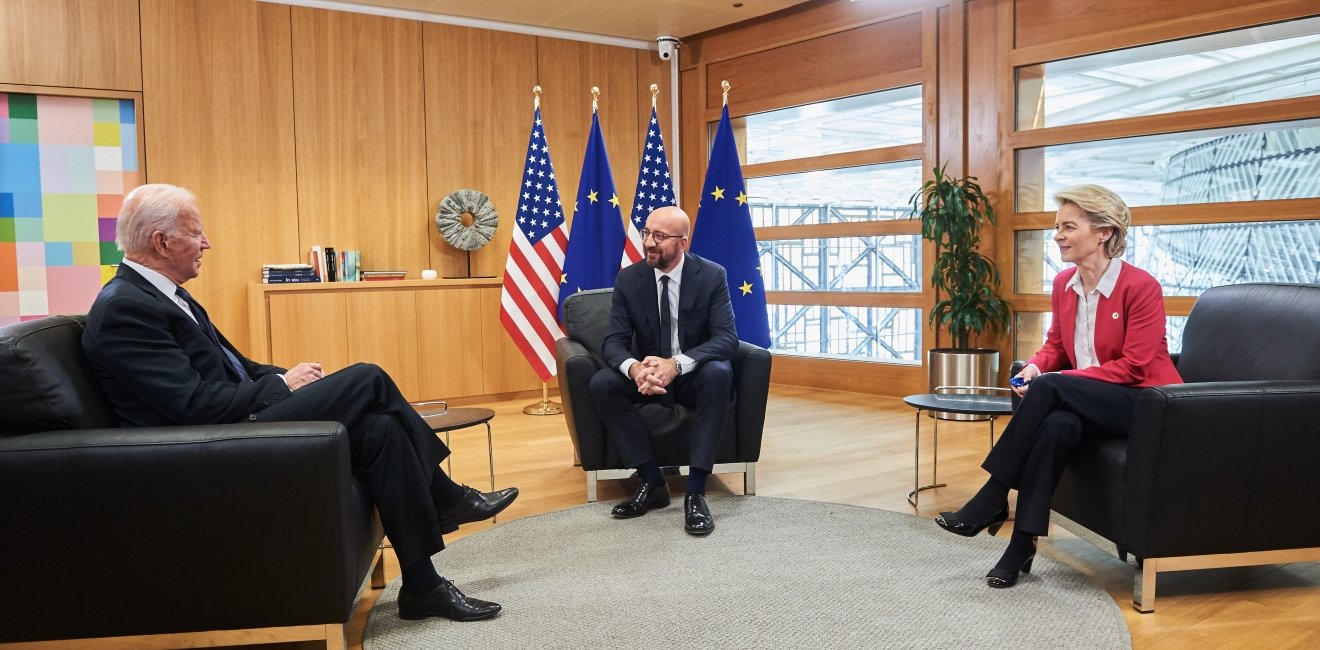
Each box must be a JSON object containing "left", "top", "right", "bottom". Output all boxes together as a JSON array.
[
  {"left": 903, "top": 388, "right": 1013, "bottom": 506},
  {"left": 412, "top": 401, "right": 497, "bottom": 494}
]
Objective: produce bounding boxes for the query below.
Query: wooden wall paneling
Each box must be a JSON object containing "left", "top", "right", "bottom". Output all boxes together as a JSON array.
[
  {"left": 679, "top": 66, "right": 704, "bottom": 212},
  {"left": 772, "top": 355, "right": 924, "bottom": 397},
  {"left": 704, "top": 14, "right": 924, "bottom": 115},
  {"left": 267, "top": 292, "right": 351, "bottom": 373},
  {"left": 422, "top": 24, "right": 538, "bottom": 280},
  {"left": 140, "top": 0, "right": 301, "bottom": 354},
  {"left": 633, "top": 47, "right": 675, "bottom": 217},
  {"left": 535, "top": 38, "right": 642, "bottom": 235},
  {"left": 477, "top": 287, "right": 544, "bottom": 395},
  {"left": 291, "top": 7, "right": 429, "bottom": 279},
  {"left": 1012, "top": 0, "right": 1317, "bottom": 52},
  {"left": 682, "top": 0, "right": 930, "bottom": 70},
  {"left": 414, "top": 286, "right": 488, "bottom": 400},
  {"left": 0, "top": 0, "right": 142, "bottom": 90},
  {"left": 344, "top": 289, "right": 420, "bottom": 398}
]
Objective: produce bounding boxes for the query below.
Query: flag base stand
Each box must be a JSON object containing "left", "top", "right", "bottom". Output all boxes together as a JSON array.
[
  {"left": 522, "top": 398, "right": 563, "bottom": 416},
  {"left": 523, "top": 383, "right": 563, "bottom": 416}
]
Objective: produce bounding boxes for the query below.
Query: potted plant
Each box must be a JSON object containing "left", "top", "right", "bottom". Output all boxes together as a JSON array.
[{"left": 910, "top": 163, "right": 1013, "bottom": 419}]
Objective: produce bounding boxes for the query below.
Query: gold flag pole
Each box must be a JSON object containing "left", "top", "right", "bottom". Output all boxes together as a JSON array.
[
  {"left": 722, "top": 79, "right": 730, "bottom": 106},
  {"left": 522, "top": 84, "right": 564, "bottom": 417},
  {"left": 523, "top": 381, "right": 563, "bottom": 415},
  {"left": 651, "top": 83, "right": 659, "bottom": 109},
  {"left": 591, "top": 85, "right": 600, "bottom": 112}
]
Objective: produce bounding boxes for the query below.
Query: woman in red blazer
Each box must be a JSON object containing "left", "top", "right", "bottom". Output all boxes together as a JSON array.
[{"left": 935, "top": 184, "right": 1181, "bottom": 588}]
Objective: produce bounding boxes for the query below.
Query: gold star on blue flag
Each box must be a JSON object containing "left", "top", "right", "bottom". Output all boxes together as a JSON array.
[
  {"left": 558, "top": 109, "right": 624, "bottom": 319},
  {"left": 689, "top": 104, "right": 771, "bottom": 348}
]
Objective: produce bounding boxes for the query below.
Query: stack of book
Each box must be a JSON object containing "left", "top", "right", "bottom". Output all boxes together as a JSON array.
[{"left": 262, "top": 264, "right": 320, "bottom": 284}]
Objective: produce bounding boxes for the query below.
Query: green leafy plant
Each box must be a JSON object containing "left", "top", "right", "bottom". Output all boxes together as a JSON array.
[{"left": 909, "top": 163, "right": 1013, "bottom": 350}]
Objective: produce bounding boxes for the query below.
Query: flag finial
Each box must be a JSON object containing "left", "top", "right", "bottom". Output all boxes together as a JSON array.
[
  {"left": 721, "top": 80, "right": 731, "bottom": 107},
  {"left": 650, "top": 83, "right": 659, "bottom": 109},
  {"left": 591, "top": 86, "right": 600, "bottom": 112},
  {"left": 533, "top": 85, "right": 541, "bottom": 109}
]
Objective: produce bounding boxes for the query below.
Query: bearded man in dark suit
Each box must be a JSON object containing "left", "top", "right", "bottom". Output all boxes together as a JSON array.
[
  {"left": 589, "top": 205, "right": 739, "bottom": 536},
  {"left": 81, "top": 184, "right": 515, "bottom": 621}
]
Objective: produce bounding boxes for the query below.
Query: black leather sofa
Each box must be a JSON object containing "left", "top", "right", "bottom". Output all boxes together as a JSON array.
[
  {"left": 555, "top": 288, "right": 772, "bottom": 501},
  {"left": 0, "top": 315, "right": 384, "bottom": 647},
  {"left": 1024, "top": 283, "right": 1320, "bottom": 612}
]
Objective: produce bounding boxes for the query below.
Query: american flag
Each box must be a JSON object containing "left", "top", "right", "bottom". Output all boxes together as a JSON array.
[
  {"left": 623, "top": 107, "right": 676, "bottom": 265},
  {"left": 500, "top": 107, "right": 569, "bottom": 381}
]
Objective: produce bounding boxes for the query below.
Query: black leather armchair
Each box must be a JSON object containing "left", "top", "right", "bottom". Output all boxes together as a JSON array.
[
  {"left": 555, "top": 289, "right": 772, "bottom": 502},
  {"left": 1020, "top": 283, "right": 1320, "bottom": 612},
  {"left": 0, "top": 316, "right": 384, "bottom": 647}
]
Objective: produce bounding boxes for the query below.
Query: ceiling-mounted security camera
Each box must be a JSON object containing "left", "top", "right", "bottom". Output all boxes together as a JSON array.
[{"left": 656, "top": 36, "right": 680, "bottom": 61}]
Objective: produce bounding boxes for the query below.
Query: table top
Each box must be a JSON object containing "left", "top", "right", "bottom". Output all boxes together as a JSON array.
[
  {"left": 414, "top": 406, "right": 496, "bottom": 432},
  {"left": 903, "top": 393, "right": 1014, "bottom": 416}
]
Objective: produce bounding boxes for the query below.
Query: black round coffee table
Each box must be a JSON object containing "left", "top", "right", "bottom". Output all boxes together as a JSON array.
[
  {"left": 903, "top": 389, "right": 1013, "bottom": 506},
  {"left": 412, "top": 402, "right": 496, "bottom": 494}
]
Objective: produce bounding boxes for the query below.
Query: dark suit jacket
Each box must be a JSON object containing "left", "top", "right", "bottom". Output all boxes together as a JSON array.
[
  {"left": 601, "top": 253, "right": 739, "bottom": 371},
  {"left": 82, "top": 265, "right": 290, "bottom": 427}
]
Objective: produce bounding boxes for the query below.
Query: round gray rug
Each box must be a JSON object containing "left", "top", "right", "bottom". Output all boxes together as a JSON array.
[{"left": 365, "top": 496, "right": 1130, "bottom": 649}]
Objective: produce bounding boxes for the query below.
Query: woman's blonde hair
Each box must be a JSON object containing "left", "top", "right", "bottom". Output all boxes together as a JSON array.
[{"left": 1054, "top": 184, "right": 1130, "bottom": 258}]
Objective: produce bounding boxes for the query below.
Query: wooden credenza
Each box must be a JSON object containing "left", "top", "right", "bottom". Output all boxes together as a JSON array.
[{"left": 248, "top": 279, "right": 549, "bottom": 401}]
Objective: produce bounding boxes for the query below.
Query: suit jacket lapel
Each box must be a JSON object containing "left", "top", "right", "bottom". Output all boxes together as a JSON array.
[
  {"left": 677, "top": 254, "right": 702, "bottom": 346},
  {"left": 638, "top": 264, "right": 661, "bottom": 354}
]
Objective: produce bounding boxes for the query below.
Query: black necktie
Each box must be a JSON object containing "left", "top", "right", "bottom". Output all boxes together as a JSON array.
[
  {"left": 659, "top": 275, "right": 672, "bottom": 358},
  {"left": 175, "top": 286, "right": 253, "bottom": 383}
]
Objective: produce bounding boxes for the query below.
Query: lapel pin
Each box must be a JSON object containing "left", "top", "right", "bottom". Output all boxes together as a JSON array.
[{"left": 1112, "top": 312, "right": 1119, "bottom": 319}]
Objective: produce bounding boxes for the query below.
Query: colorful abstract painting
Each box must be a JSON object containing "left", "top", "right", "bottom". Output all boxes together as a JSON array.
[{"left": 0, "top": 92, "right": 137, "bottom": 325}]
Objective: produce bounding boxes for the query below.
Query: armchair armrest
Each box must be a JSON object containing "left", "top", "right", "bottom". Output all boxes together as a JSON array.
[
  {"left": 1123, "top": 380, "right": 1320, "bottom": 558},
  {"left": 556, "top": 336, "right": 606, "bottom": 468},
  {"left": 0, "top": 421, "right": 376, "bottom": 642},
  {"left": 732, "top": 341, "right": 772, "bottom": 461}
]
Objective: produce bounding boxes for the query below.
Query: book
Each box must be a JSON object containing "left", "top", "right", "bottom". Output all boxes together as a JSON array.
[
  {"left": 361, "top": 270, "right": 406, "bottom": 281},
  {"left": 309, "top": 246, "right": 324, "bottom": 281},
  {"left": 324, "top": 247, "right": 338, "bottom": 282}
]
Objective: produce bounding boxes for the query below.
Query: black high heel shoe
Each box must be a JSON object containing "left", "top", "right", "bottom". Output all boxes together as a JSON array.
[
  {"left": 986, "top": 538, "right": 1038, "bottom": 588},
  {"left": 934, "top": 506, "right": 1009, "bottom": 538}
]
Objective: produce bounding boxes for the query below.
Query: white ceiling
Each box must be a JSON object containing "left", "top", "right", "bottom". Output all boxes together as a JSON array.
[{"left": 273, "top": 0, "right": 809, "bottom": 44}]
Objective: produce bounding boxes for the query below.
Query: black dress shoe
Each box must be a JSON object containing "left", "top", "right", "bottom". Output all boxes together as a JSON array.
[
  {"left": 611, "top": 482, "right": 670, "bottom": 518},
  {"left": 934, "top": 506, "right": 1009, "bottom": 538},
  {"left": 987, "top": 538, "right": 1038, "bottom": 589},
  {"left": 397, "top": 578, "right": 501, "bottom": 621},
  {"left": 683, "top": 493, "right": 714, "bottom": 536},
  {"left": 437, "top": 486, "right": 519, "bottom": 534}
]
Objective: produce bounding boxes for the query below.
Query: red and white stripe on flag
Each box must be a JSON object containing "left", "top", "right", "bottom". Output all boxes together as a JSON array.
[{"left": 500, "top": 107, "right": 569, "bottom": 381}]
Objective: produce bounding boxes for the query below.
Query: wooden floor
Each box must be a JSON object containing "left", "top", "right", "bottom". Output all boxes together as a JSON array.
[{"left": 281, "top": 385, "right": 1316, "bottom": 649}]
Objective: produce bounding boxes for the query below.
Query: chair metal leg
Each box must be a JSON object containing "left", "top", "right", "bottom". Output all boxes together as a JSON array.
[
  {"left": 370, "top": 545, "right": 387, "bottom": 589},
  {"left": 1134, "top": 558, "right": 1157, "bottom": 613},
  {"left": 586, "top": 470, "right": 598, "bottom": 503},
  {"left": 744, "top": 462, "right": 756, "bottom": 495}
]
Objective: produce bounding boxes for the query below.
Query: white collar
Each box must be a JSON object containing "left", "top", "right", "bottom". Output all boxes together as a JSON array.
[
  {"left": 652, "top": 253, "right": 686, "bottom": 284},
  {"left": 123, "top": 258, "right": 183, "bottom": 299},
  {"left": 1066, "top": 258, "right": 1122, "bottom": 297}
]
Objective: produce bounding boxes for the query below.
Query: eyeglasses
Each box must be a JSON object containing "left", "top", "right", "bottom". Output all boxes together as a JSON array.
[{"left": 639, "top": 229, "right": 685, "bottom": 244}]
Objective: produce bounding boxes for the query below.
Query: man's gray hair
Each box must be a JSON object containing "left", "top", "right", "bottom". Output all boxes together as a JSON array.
[{"left": 116, "top": 184, "right": 197, "bottom": 257}]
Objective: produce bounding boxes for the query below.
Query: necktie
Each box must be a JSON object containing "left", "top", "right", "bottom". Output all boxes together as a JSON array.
[
  {"left": 175, "top": 286, "right": 254, "bottom": 383},
  {"left": 659, "top": 275, "right": 672, "bottom": 358}
]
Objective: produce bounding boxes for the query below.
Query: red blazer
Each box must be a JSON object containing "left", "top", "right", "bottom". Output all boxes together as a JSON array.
[{"left": 1028, "top": 261, "right": 1182, "bottom": 388}]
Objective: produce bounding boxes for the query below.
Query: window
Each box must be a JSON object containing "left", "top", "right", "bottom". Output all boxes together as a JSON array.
[{"left": 732, "top": 87, "right": 925, "bottom": 363}]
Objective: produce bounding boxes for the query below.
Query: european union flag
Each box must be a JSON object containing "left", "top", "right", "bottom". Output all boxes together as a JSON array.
[
  {"left": 690, "top": 105, "right": 771, "bottom": 348},
  {"left": 558, "top": 110, "right": 624, "bottom": 319}
]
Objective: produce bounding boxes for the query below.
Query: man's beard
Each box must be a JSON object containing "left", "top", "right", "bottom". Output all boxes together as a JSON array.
[{"left": 646, "top": 247, "right": 674, "bottom": 269}]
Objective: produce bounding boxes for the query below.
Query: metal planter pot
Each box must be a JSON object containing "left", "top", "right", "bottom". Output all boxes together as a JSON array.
[{"left": 927, "top": 348, "right": 1000, "bottom": 421}]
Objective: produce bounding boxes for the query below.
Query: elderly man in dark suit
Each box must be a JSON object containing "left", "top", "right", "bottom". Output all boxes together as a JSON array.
[
  {"left": 81, "top": 184, "right": 516, "bottom": 621},
  {"left": 589, "top": 205, "right": 739, "bottom": 536}
]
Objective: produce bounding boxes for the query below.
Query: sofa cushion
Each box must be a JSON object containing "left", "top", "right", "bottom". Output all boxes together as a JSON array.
[
  {"left": 1177, "top": 283, "right": 1320, "bottom": 384},
  {"left": 0, "top": 315, "right": 117, "bottom": 434},
  {"left": 562, "top": 288, "right": 615, "bottom": 360}
]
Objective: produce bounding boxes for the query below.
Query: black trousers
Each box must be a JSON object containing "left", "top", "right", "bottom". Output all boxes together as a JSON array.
[
  {"left": 588, "top": 360, "right": 733, "bottom": 472},
  {"left": 250, "top": 363, "right": 449, "bottom": 567},
  {"left": 983, "top": 372, "right": 1141, "bottom": 536}
]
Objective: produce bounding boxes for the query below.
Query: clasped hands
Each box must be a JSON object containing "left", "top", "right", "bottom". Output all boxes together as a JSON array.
[
  {"left": 284, "top": 361, "right": 325, "bottom": 391},
  {"left": 630, "top": 356, "right": 679, "bottom": 396}
]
